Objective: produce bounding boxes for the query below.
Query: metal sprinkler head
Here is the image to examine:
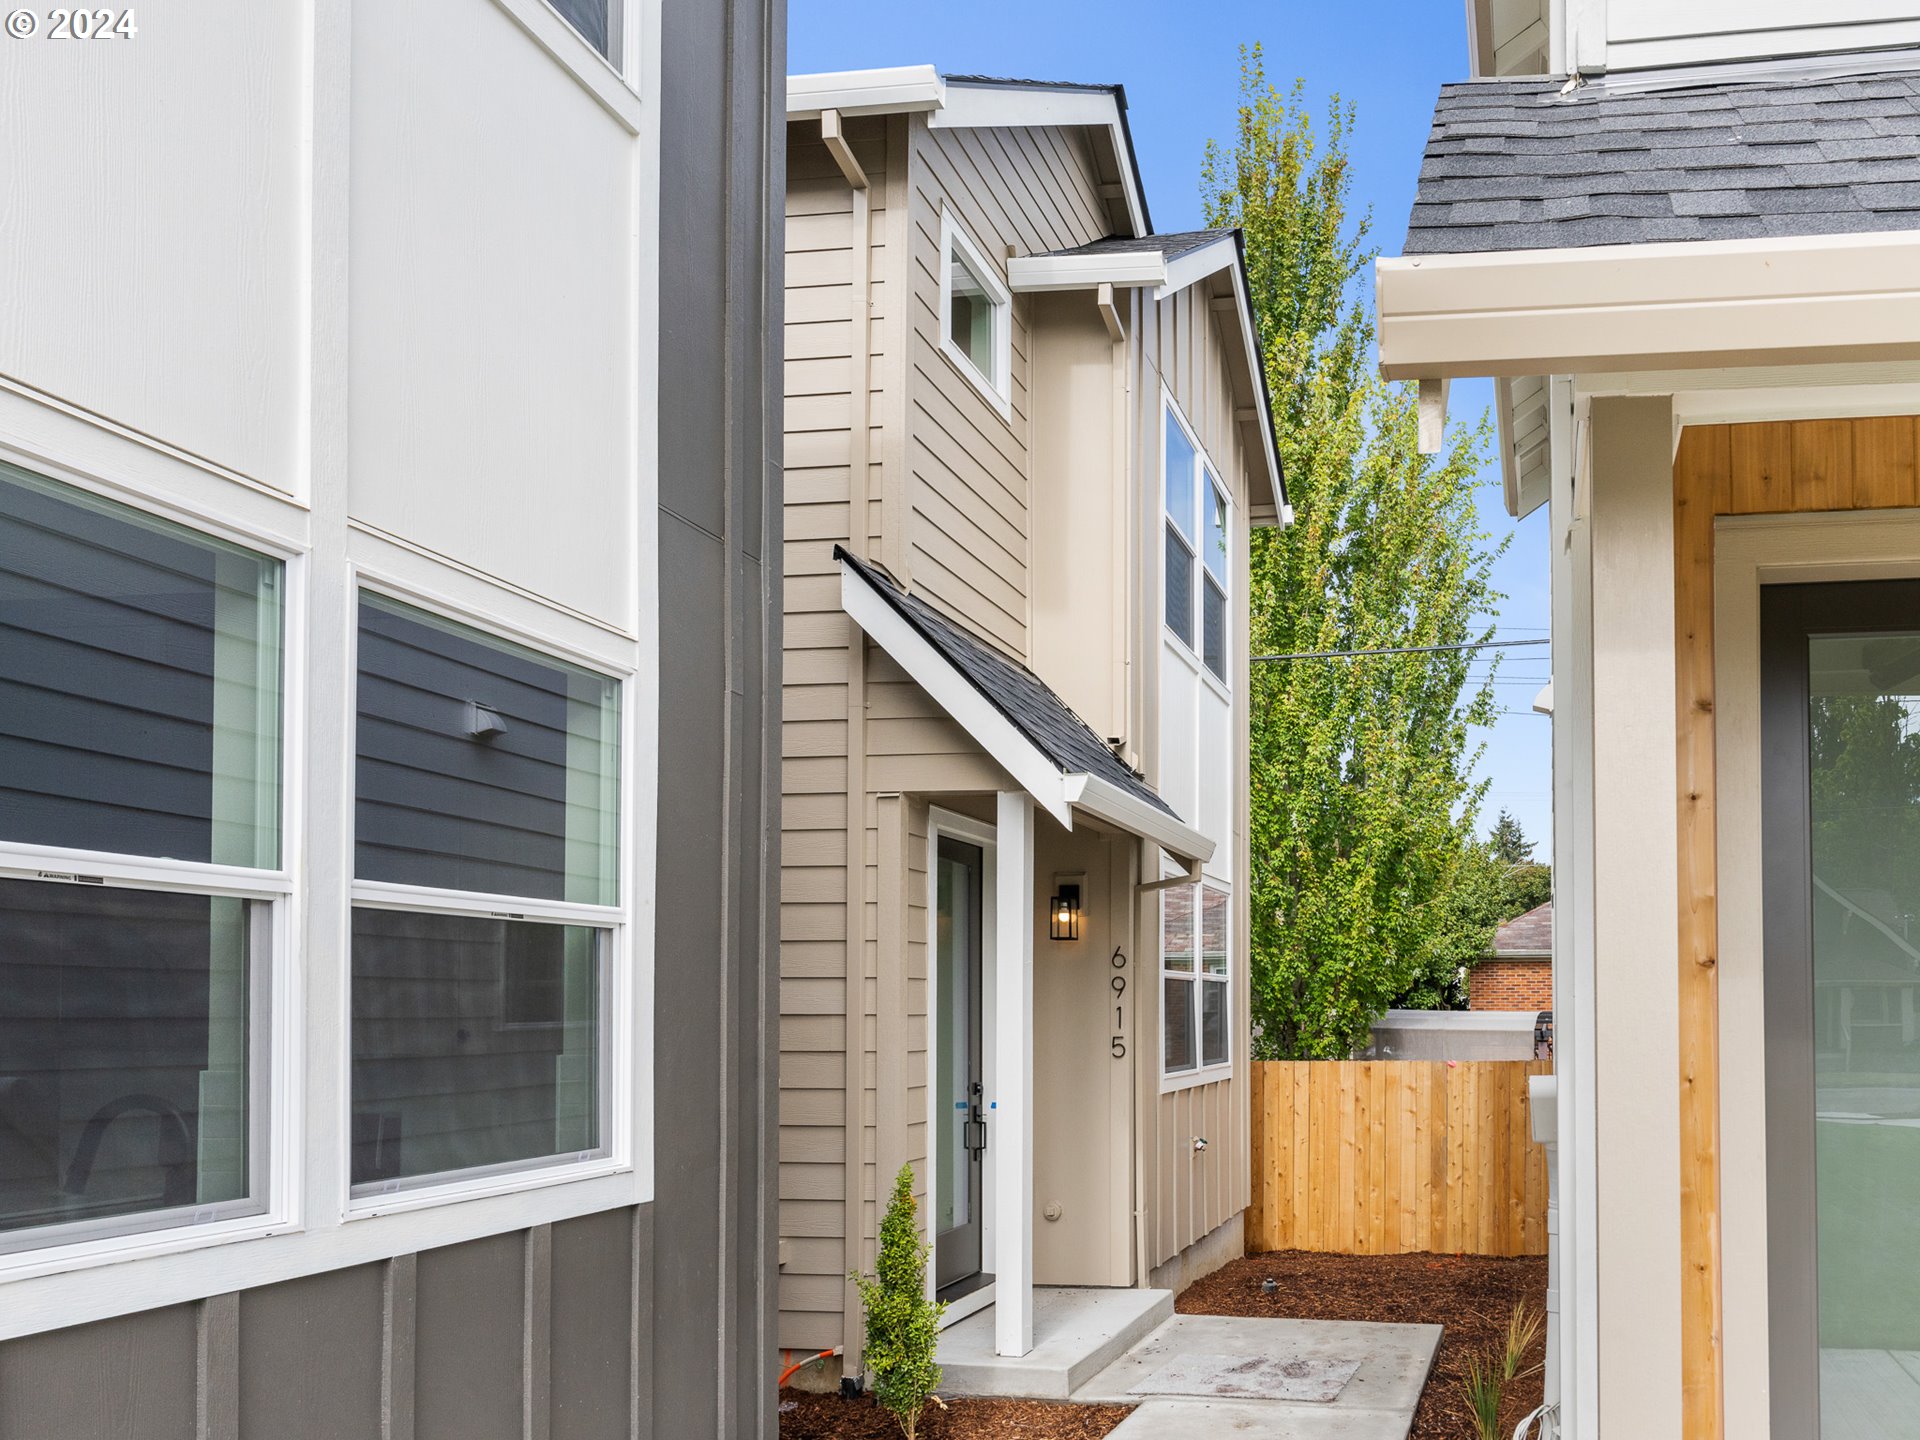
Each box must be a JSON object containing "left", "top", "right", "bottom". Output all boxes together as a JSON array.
[{"left": 1261, "top": 1277, "right": 1278, "bottom": 1296}]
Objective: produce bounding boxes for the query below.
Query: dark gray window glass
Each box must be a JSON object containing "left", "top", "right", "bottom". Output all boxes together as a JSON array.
[
  {"left": 355, "top": 595, "right": 620, "bottom": 905},
  {"left": 547, "top": 0, "right": 617, "bottom": 59},
  {"left": 1203, "top": 577, "right": 1227, "bottom": 681},
  {"left": 0, "top": 879, "right": 258, "bottom": 1243},
  {"left": 1201, "top": 980, "right": 1227, "bottom": 1068},
  {"left": 1164, "top": 976, "right": 1194, "bottom": 1073},
  {"left": 351, "top": 909, "right": 601, "bottom": 1189},
  {"left": 1165, "top": 526, "right": 1195, "bottom": 648},
  {"left": 0, "top": 463, "right": 282, "bottom": 868}
]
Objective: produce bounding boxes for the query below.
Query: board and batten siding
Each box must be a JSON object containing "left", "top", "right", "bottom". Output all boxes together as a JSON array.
[
  {"left": 1133, "top": 280, "right": 1257, "bottom": 1272},
  {"left": 0, "top": 1212, "right": 647, "bottom": 1440},
  {"left": 900, "top": 120, "right": 1112, "bottom": 662}
]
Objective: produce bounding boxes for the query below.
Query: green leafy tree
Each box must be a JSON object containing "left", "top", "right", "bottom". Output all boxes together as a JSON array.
[
  {"left": 1202, "top": 49, "right": 1505, "bottom": 1057},
  {"left": 1489, "top": 809, "right": 1534, "bottom": 865},
  {"left": 851, "top": 1166, "right": 945, "bottom": 1439}
]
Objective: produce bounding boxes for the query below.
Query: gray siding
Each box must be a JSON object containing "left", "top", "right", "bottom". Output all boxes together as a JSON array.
[{"left": 0, "top": 1216, "right": 645, "bottom": 1440}]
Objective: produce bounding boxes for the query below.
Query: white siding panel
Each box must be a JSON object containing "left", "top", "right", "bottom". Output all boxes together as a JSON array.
[
  {"left": 0, "top": 1, "right": 301, "bottom": 490},
  {"left": 347, "top": 0, "right": 636, "bottom": 624}
]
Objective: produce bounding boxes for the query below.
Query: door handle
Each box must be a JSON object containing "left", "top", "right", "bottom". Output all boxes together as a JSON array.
[{"left": 964, "top": 1081, "right": 987, "bottom": 1156}]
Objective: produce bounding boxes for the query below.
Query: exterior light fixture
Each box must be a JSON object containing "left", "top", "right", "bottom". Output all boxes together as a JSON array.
[{"left": 1049, "top": 882, "right": 1082, "bottom": 941}]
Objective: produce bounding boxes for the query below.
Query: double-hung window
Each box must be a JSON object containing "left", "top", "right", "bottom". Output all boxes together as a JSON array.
[
  {"left": 1162, "top": 880, "right": 1230, "bottom": 1078},
  {"left": 939, "top": 211, "right": 1012, "bottom": 413},
  {"left": 350, "top": 592, "right": 620, "bottom": 1197},
  {"left": 1163, "top": 402, "right": 1231, "bottom": 685},
  {"left": 0, "top": 462, "right": 284, "bottom": 1252}
]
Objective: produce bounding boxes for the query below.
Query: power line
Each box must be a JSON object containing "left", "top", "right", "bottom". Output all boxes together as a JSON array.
[{"left": 1252, "top": 637, "right": 1551, "bottom": 663}]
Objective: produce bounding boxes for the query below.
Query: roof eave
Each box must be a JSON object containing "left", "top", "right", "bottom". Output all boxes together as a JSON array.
[
  {"left": 788, "top": 65, "right": 944, "bottom": 121},
  {"left": 1376, "top": 229, "right": 1920, "bottom": 381}
]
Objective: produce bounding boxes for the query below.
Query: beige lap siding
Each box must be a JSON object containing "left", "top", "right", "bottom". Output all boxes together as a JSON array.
[
  {"left": 901, "top": 120, "right": 1111, "bottom": 660},
  {"left": 777, "top": 116, "right": 891, "bottom": 1353}
]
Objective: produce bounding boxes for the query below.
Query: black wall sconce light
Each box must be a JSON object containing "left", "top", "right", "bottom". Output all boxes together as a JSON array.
[{"left": 1049, "top": 882, "right": 1082, "bottom": 942}]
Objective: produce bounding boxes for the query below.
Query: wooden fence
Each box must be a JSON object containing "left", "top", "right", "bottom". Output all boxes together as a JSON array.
[{"left": 1245, "top": 1060, "right": 1552, "bottom": 1258}]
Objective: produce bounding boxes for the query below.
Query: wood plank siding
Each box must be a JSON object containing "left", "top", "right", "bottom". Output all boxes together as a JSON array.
[{"left": 1672, "top": 414, "right": 1920, "bottom": 1440}]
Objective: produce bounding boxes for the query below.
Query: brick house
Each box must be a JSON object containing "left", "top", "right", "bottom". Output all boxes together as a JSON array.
[{"left": 1469, "top": 901, "right": 1552, "bottom": 1012}]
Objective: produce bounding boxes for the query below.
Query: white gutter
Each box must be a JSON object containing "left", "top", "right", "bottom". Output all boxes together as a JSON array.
[
  {"left": 1376, "top": 229, "right": 1920, "bottom": 381},
  {"left": 838, "top": 562, "right": 1213, "bottom": 864},
  {"left": 787, "top": 65, "right": 944, "bottom": 121},
  {"left": 1007, "top": 251, "right": 1167, "bottom": 293}
]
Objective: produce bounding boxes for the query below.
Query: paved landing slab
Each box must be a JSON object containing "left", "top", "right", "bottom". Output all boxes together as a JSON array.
[
  {"left": 1128, "top": 1349, "right": 1364, "bottom": 1403},
  {"left": 1076, "top": 1314, "right": 1441, "bottom": 1439},
  {"left": 1106, "top": 1398, "right": 1421, "bottom": 1440},
  {"left": 937, "top": 1287, "right": 1174, "bottom": 1399}
]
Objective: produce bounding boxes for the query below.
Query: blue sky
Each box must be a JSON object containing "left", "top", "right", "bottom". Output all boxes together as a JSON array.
[{"left": 790, "top": 0, "right": 1555, "bottom": 858}]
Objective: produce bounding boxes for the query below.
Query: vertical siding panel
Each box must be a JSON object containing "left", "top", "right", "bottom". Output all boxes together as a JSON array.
[
  {"left": 238, "top": 1265, "right": 387, "bottom": 1440},
  {"left": 522, "top": 1227, "right": 552, "bottom": 1440},
  {"left": 1851, "top": 414, "right": 1920, "bottom": 508},
  {"left": 384, "top": 1254, "right": 418, "bottom": 1440},
  {"left": 195, "top": 1294, "right": 239, "bottom": 1440}
]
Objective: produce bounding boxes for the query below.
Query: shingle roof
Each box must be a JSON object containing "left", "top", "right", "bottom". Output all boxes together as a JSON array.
[
  {"left": 834, "top": 546, "right": 1175, "bottom": 818},
  {"left": 1039, "top": 228, "right": 1235, "bottom": 261},
  {"left": 1404, "top": 66, "right": 1920, "bottom": 254},
  {"left": 1491, "top": 902, "right": 1552, "bottom": 958}
]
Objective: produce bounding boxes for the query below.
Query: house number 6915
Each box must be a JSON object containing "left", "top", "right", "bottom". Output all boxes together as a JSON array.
[{"left": 1110, "top": 946, "right": 1127, "bottom": 1059}]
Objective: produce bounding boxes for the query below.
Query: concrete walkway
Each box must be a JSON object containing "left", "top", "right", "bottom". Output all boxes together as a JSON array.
[
  {"left": 937, "top": 1289, "right": 1441, "bottom": 1439},
  {"left": 1083, "top": 1313, "right": 1441, "bottom": 1440}
]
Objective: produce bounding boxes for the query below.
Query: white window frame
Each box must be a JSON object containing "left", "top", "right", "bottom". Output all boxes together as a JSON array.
[
  {"left": 1160, "top": 875, "right": 1232, "bottom": 1091},
  {"left": 0, "top": 458, "right": 306, "bottom": 1278},
  {"left": 938, "top": 207, "right": 1014, "bottom": 420},
  {"left": 1160, "top": 394, "right": 1232, "bottom": 698},
  {"left": 341, "top": 575, "right": 633, "bottom": 1219},
  {"left": 489, "top": 0, "right": 645, "bottom": 128}
]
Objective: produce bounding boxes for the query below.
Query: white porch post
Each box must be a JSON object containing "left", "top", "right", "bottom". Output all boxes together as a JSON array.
[{"left": 994, "top": 789, "right": 1035, "bottom": 1358}]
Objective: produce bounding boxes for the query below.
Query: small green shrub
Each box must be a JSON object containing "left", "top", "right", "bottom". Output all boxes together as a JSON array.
[{"left": 851, "top": 1165, "right": 946, "bottom": 1439}]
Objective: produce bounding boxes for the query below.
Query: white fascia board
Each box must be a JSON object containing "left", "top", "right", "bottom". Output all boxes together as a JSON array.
[
  {"left": 1061, "top": 774, "right": 1214, "bottom": 867},
  {"left": 788, "top": 66, "right": 944, "bottom": 121},
  {"left": 1007, "top": 252, "right": 1166, "bottom": 293},
  {"left": 1221, "top": 258, "right": 1285, "bottom": 523},
  {"left": 1154, "top": 238, "right": 1238, "bottom": 300},
  {"left": 1376, "top": 230, "right": 1920, "bottom": 381},
  {"left": 933, "top": 83, "right": 1147, "bottom": 237},
  {"left": 839, "top": 564, "right": 1075, "bottom": 829}
]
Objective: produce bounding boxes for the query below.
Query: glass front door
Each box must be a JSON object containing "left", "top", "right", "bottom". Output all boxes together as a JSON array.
[
  {"left": 1763, "top": 581, "right": 1920, "bottom": 1438},
  {"left": 934, "top": 835, "right": 987, "bottom": 1297}
]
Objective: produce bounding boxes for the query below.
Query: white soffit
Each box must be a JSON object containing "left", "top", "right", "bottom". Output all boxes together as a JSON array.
[
  {"left": 838, "top": 562, "right": 1214, "bottom": 864},
  {"left": 787, "top": 66, "right": 944, "bottom": 121},
  {"left": 1376, "top": 230, "right": 1920, "bottom": 381}
]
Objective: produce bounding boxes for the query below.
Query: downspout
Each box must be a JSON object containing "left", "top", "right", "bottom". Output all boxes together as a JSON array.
[{"left": 824, "top": 107, "right": 873, "bottom": 1387}]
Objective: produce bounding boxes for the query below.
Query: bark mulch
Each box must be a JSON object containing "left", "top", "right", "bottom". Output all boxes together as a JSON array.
[
  {"left": 778, "top": 1390, "right": 1133, "bottom": 1440},
  {"left": 1177, "top": 1250, "right": 1548, "bottom": 1440}
]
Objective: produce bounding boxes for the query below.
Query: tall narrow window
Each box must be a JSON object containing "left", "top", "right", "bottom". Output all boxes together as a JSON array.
[
  {"left": 940, "top": 212, "right": 1011, "bottom": 410},
  {"left": 1162, "top": 880, "right": 1231, "bottom": 1079},
  {"left": 1203, "top": 479, "right": 1229, "bottom": 682},
  {"left": 1164, "top": 412, "right": 1198, "bottom": 649},
  {"left": 0, "top": 462, "right": 282, "bottom": 1250},
  {"left": 1162, "top": 883, "right": 1196, "bottom": 1073},
  {"left": 351, "top": 594, "right": 619, "bottom": 1194}
]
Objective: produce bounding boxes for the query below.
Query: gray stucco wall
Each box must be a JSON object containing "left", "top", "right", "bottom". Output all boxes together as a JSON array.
[{"left": 0, "top": 0, "right": 785, "bottom": 1431}]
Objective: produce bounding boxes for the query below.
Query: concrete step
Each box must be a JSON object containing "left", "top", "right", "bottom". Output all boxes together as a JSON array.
[{"left": 936, "top": 1287, "right": 1176, "bottom": 1400}]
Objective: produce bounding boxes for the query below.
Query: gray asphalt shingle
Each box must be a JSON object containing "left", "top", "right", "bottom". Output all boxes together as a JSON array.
[
  {"left": 1403, "top": 64, "right": 1920, "bottom": 254},
  {"left": 834, "top": 546, "right": 1177, "bottom": 819}
]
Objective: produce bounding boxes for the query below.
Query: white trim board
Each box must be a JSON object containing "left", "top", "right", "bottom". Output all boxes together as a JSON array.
[
  {"left": 838, "top": 561, "right": 1214, "bottom": 865},
  {"left": 1376, "top": 230, "right": 1920, "bottom": 382}
]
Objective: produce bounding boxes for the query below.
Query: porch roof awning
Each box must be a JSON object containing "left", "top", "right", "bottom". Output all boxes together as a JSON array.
[{"left": 835, "top": 546, "right": 1214, "bottom": 866}]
